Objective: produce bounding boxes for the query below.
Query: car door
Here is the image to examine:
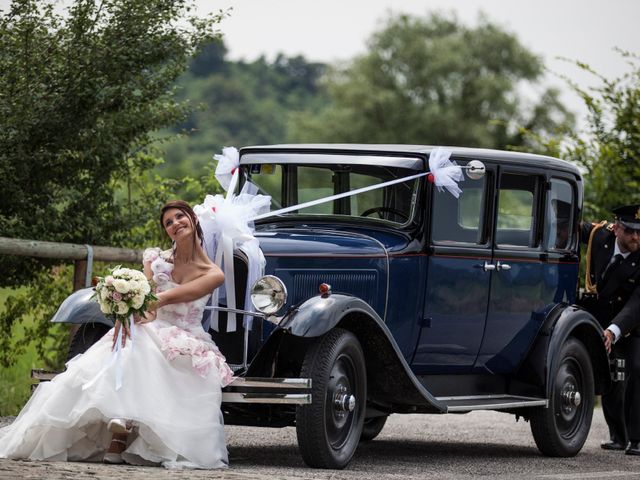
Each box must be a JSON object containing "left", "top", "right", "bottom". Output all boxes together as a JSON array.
[
  {"left": 473, "top": 168, "right": 579, "bottom": 374},
  {"left": 412, "top": 160, "right": 495, "bottom": 374}
]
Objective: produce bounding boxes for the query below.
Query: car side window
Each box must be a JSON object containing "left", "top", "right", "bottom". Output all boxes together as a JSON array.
[
  {"left": 431, "top": 168, "right": 487, "bottom": 245},
  {"left": 544, "top": 179, "right": 574, "bottom": 250},
  {"left": 495, "top": 173, "right": 539, "bottom": 248}
]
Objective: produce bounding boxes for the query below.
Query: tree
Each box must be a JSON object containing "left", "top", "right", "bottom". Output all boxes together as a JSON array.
[
  {"left": 160, "top": 44, "right": 328, "bottom": 178},
  {"left": 0, "top": 0, "right": 224, "bottom": 285},
  {"left": 563, "top": 52, "right": 640, "bottom": 220},
  {"left": 0, "top": 0, "right": 225, "bottom": 400},
  {"left": 288, "top": 12, "right": 573, "bottom": 148}
]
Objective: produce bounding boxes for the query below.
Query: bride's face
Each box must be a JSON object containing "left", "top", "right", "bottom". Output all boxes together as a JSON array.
[{"left": 162, "top": 208, "right": 194, "bottom": 242}]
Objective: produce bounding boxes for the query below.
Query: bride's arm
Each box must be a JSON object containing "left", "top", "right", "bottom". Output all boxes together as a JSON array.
[{"left": 152, "top": 264, "right": 224, "bottom": 309}]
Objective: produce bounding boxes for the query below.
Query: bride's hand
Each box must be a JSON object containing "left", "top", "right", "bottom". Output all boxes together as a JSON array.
[
  {"left": 111, "top": 319, "right": 131, "bottom": 351},
  {"left": 134, "top": 310, "right": 156, "bottom": 324}
]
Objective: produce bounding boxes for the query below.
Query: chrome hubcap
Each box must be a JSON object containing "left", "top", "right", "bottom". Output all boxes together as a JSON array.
[{"left": 334, "top": 385, "right": 356, "bottom": 415}]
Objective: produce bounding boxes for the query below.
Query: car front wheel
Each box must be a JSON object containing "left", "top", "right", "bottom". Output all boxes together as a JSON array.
[
  {"left": 66, "top": 322, "right": 111, "bottom": 362},
  {"left": 530, "top": 337, "right": 594, "bottom": 456},
  {"left": 296, "top": 328, "right": 366, "bottom": 469}
]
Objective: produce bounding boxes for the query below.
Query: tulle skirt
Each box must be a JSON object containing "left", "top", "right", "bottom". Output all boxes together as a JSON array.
[{"left": 0, "top": 323, "right": 228, "bottom": 469}]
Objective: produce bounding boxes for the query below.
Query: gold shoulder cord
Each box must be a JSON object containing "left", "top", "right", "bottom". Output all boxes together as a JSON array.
[{"left": 584, "top": 221, "right": 609, "bottom": 294}]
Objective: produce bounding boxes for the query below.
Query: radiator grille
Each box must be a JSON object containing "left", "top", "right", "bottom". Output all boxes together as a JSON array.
[{"left": 276, "top": 269, "right": 379, "bottom": 308}]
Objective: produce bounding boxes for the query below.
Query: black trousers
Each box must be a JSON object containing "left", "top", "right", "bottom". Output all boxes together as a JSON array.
[{"left": 602, "top": 336, "right": 640, "bottom": 443}]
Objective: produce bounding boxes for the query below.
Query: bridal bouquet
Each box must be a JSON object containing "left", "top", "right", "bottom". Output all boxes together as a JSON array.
[{"left": 94, "top": 266, "right": 156, "bottom": 328}]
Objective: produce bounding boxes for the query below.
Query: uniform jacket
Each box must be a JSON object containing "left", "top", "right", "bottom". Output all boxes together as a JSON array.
[{"left": 581, "top": 222, "right": 640, "bottom": 337}]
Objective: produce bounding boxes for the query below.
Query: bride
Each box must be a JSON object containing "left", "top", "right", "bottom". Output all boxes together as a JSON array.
[{"left": 0, "top": 200, "right": 234, "bottom": 469}]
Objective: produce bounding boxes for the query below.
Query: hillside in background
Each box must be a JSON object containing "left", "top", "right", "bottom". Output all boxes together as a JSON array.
[{"left": 159, "top": 39, "right": 328, "bottom": 178}]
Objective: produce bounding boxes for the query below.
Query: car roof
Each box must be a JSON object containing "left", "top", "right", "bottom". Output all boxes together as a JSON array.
[{"left": 240, "top": 144, "right": 581, "bottom": 176}]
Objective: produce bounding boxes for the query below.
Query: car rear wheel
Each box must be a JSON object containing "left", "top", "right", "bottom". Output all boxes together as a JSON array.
[
  {"left": 296, "top": 328, "right": 366, "bottom": 469},
  {"left": 66, "top": 322, "right": 111, "bottom": 362},
  {"left": 530, "top": 337, "right": 594, "bottom": 456},
  {"left": 360, "top": 415, "right": 388, "bottom": 442}
]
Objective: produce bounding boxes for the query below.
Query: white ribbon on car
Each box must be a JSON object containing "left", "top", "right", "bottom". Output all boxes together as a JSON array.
[
  {"left": 198, "top": 147, "right": 463, "bottom": 332},
  {"left": 428, "top": 147, "right": 464, "bottom": 198},
  {"left": 252, "top": 147, "right": 463, "bottom": 221},
  {"left": 195, "top": 147, "right": 270, "bottom": 332},
  {"left": 82, "top": 314, "right": 135, "bottom": 391}
]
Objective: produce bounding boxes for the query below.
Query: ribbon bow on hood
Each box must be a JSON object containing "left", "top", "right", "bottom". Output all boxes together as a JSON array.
[{"left": 195, "top": 148, "right": 271, "bottom": 332}]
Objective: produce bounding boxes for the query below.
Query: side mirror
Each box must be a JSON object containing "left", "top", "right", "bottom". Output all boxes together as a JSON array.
[{"left": 466, "top": 160, "right": 486, "bottom": 180}]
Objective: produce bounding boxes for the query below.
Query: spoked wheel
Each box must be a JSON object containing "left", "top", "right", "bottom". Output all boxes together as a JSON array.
[
  {"left": 360, "top": 415, "right": 388, "bottom": 442},
  {"left": 296, "top": 328, "right": 366, "bottom": 469},
  {"left": 530, "top": 337, "right": 594, "bottom": 456}
]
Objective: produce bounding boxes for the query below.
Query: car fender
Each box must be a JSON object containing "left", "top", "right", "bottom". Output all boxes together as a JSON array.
[
  {"left": 49, "top": 287, "right": 114, "bottom": 327},
  {"left": 279, "top": 293, "right": 383, "bottom": 338},
  {"left": 252, "top": 293, "right": 447, "bottom": 413},
  {"left": 545, "top": 305, "right": 611, "bottom": 397}
]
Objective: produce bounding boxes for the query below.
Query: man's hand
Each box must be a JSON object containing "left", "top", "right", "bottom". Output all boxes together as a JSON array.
[{"left": 603, "top": 328, "right": 615, "bottom": 354}]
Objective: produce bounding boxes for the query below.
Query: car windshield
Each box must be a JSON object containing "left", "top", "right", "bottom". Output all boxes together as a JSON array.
[{"left": 241, "top": 155, "right": 421, "bottom": 225}]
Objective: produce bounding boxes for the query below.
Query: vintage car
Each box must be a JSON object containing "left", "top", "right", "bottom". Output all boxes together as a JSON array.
[{"left": 52, "top": 144, "right": 614, "bottom": 469}]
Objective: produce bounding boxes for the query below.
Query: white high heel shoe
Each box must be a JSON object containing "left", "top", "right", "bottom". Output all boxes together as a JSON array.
[
  {"left": 103, "top": 419, "right": 134, "bottom": 464},
  {"left": 107, "top": 418, "right": 133, "bottom": 435}
]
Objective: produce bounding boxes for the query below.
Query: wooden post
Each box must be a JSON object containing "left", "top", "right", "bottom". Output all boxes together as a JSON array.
[{"left": 73, "top": 260, "right": 89, "bottom": 292}]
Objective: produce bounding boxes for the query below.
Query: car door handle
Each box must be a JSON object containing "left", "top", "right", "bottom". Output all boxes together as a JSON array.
[
  {"left": 482, "top": 261, "right": 496, "bottom": 271},
  {"left": 496, "top": 261, "right": 511, "bottom": 271}
]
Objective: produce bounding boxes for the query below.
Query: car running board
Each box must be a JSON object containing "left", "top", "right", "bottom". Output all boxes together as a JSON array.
[{"left": 436, "top": 394, "right": 548, "bottom": 412}]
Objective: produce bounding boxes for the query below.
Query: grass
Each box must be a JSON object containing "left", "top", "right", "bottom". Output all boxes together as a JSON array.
[{"left": 0, "top": 288, "right": 41, "bottom": 416}]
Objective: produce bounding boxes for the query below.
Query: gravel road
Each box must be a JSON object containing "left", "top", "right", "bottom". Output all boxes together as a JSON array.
[{"left": 1, "top": 408, "right": 640, "bottom": 480}]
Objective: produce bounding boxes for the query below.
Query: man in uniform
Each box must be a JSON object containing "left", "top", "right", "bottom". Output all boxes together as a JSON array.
[{"left": 580, "top": 204, "right": 640, "bottom": 455}]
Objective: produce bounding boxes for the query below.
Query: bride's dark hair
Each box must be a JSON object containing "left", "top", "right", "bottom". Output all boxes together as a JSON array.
[{"left": 160, "top": 200, "right": 204, "bottom": 257}]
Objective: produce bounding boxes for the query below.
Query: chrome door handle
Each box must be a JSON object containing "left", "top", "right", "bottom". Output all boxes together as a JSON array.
[
  {"left": 496, "top": 261, "right": 511, "bottom": 271},
  {"left": 483, "top": 261, "right": 496, "bottom": 271}
]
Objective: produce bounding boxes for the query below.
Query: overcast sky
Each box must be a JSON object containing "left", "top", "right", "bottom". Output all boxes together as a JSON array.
[
  {"left": 2, "top": 0, "right": 638, "bottom": 122},
  {"left": 206, "top": 0, "right": 640, "bottom": 121}
]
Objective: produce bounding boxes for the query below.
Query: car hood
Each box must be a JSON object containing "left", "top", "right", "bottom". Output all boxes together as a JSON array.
[
  {"left": 255, "top": 228, "right": 389, "bottom": 257},
  {"left": 254, "top": 228, "right": 389, "bottom": 317}
]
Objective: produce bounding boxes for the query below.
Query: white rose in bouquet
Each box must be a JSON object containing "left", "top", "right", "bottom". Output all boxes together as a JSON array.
[
  {"left": 100, "top": 302, "right": 112, "bottom": 314},
  {"left": 131, "top": 293, "right": 145, "bottom": 310},
  {"left": 113, "top": 279, "right": 130, "bottom": 294},
  {"left": 93, "top": 265, "right": 157, "bottom": 329},
  {"left": 115, "top": 301, "right": 129, "bottom": 315}
]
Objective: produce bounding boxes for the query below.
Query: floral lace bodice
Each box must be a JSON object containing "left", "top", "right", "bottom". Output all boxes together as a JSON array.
[
  {"left": 143, "top": 247, "right": 210, "bottom": 337},
  {"left": 142, "top": 247, "right": 233, "bottom": 385}
]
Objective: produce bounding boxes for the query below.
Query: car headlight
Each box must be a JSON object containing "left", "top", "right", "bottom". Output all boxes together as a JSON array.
[{"left": 250, "top": 275, "right": 287, "bottom": 315}]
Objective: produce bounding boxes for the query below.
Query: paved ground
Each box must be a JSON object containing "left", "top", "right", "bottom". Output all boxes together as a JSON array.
[{"left": 1, "top": 408, "right": 640, "bottom": 479}]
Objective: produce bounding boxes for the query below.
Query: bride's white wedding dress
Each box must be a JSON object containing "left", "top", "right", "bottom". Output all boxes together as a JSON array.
[{"left": 0, "top": 248, "right": 234, "bottom": 469}]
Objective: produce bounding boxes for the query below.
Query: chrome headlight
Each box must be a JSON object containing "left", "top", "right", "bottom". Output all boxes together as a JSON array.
[{"left": 251, "top": 275, "right": 287, "bottom": 315}]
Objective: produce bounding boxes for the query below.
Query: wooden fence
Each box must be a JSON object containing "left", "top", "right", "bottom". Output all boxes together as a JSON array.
[{"left": 0, "top": 236, "right": 142, "bottom": 291}]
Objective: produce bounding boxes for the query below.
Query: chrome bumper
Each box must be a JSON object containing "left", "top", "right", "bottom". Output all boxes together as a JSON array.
[
  {"left": 31, "top": 370, "right": 312, "bottom": 405},
  {"left": 222, "top": 377, "right": 312, "bottom": 405}
]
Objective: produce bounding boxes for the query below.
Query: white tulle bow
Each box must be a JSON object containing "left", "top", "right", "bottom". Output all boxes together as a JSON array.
[
  {"left": 194, "top": 182, "right": 271, "bottom": 332},
  {"left": 428, "top": 147, "right": 463, "bottom": 198},
  {"left": 214, "top": 146, "right": 240, "bottom": 193}
]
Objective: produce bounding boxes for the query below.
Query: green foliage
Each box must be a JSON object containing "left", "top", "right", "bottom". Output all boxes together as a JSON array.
[
  {"left": 0, "top": 1, "right": 225, "bottom": 408},
  {"left": 287, "top": 12, "right": 573, "bottom": 148},
  {"left": 0, "top": 0, "right": 224, "bottom": 285},
  {"left": 0, "top": 269, "right": 72, "bottom": 371},
  {"left": 160, "top": 41, "right": 328, "bottom": 178},
  {"left": 563, "top": 51, "right": 640, "bottom": 220}
]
